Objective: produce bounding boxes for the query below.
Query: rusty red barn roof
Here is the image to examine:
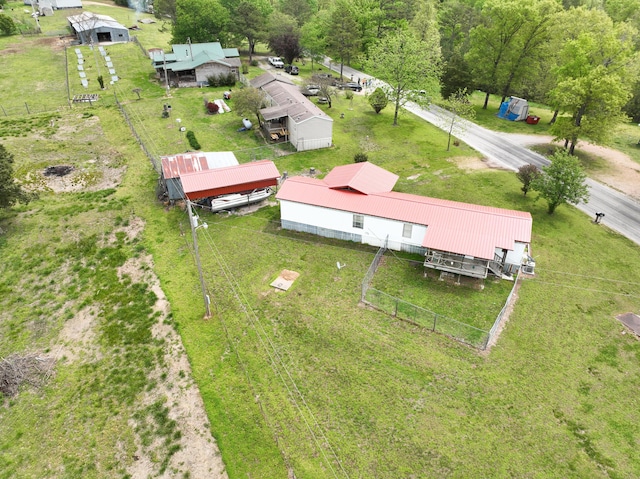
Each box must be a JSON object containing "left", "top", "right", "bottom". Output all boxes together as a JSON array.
[
  {"left": 181, "top": 160, "right": 280, "bottom": 200},
  {"left": 160, "top": 151, "right": 238, "bottom": 179},
  {"left": 276, "top": 174, "right": 532, "bottom": 260}
]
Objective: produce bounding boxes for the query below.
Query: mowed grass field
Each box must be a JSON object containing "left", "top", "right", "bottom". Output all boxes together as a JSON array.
[{"left": 1, "top": 9, "right": 640, "bottom": 478}]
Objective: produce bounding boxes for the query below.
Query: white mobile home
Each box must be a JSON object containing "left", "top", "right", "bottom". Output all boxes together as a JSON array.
[{"left": 277, "top": 162, "right": 533, "bottom": 279}]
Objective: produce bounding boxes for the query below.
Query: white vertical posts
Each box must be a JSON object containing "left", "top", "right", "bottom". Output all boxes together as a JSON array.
[{"left": 187, "top": 200, "right": 211, "bottom": 318}]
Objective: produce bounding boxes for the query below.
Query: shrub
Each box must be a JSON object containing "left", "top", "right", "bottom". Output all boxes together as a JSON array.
[
  {"left": 206, "top": 72, "right": 237, "bottom": 88},
  {"left": 242, "top": 63, "right": 249, "bottom": 75},
  {"left": 0, "top": 14, "right": 16, "bottom": 36},
  {"left": 185, "top": 131, "right": 201, "bottom": 150},
  {"left": 345, "top": 90, "right": 354, "bottom": 100},
  {"left": 354, "top": 152, "right": 368, "bottom": 163},
  {"left": 368, "top": 87, "right": 388, "bottom": 114},
  {"left": 250, "top": 59, "right": 259, "bottom": 67}
]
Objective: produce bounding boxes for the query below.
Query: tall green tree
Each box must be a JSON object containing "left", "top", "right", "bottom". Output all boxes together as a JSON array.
[
  {"left": 267, "top": 14, "right": 303, "bottom": 65},
  {"left": 172, "top": 0, "right": 229, "bottom": 44},
  {"left": 0, "top": 144, "right": 32, "bottom": 209},
  {"left": 531, "top": 149, "right": 589, "bottom": 214},
  {"left": 326, "top": 0, "right": 361, "bottom": 79},
  {"left": 279, "top": 0, "right": 317, "bottom": 25},
  {"left": 465, "top": 0, "right": 528, "bottom": 109},
  {"left": 300, "top": 10, "right": 330, "bottom": 71},
  {"left": 230, "top": 0, "right": 271, "bottom": 61},
  {"left": 410, "top": 0, "right": 437, "bottom": 43},
  {"left": 370, "top": 0, "right": 417, "bottom": 39},
  {"left": 495, "top": 0, "right": 560, "bottom": 104},
  {"left": 233, "top": 87, "right": 266, "bottom": 126},
  {"left": 438, "top": 0, "right": 481, "bottom": 59},
  {"left": 364, "top": 29, "right": 441, "bottom": 125},
  {"left": 548, "top": 7, "right": 639, "bottom": 154}
]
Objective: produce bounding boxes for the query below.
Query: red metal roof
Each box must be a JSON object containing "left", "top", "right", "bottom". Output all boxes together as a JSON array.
[
  {"left": 181, "top": 160, "right": 280, "bottom": 200},
  {"left": 323, "top": 162, "right": 399, "bottom": 194},
  {"left": 276, "top": 175, "right": 532, "bottom": 260},
  {"left": 161, "top": 152, "right": 238, "bottom": 179}
]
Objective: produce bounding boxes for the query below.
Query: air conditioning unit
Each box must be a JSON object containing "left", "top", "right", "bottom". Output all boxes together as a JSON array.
[{"left": 522, "top": 264, "right": 535, "bottom": 274}]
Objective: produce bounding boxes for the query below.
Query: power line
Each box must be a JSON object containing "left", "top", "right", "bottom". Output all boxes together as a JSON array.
[{"left": 199, "top": 227, "right": 350, "bottom": 479}]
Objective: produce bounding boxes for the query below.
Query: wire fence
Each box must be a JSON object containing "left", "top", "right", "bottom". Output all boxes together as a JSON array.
[
  {"left": 113, "top": 92, "right": 161, "bottom": 173},
  {"left": 361, "top": 240, "right": 387, "bottom": 301},
  {"left": 131, "top": 36, "right": 148, "bottom": 58},
  {"left": 363, "top": 288, "right": 490, "bottom": 349},
  {"left": 0, "top": 102, "right": 69, "bottom": 117},
  {"left": 359, "top": 241, "right": 523, "bottom": 350}
]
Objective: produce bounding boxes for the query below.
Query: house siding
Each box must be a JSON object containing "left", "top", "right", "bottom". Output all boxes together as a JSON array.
[
  {"left": 279, "top": 200, "right": 427, "bottom": 251},
  {"left": 196, "top": 63, "right": 238, "bottom": 84},
  {"left": 288, "top": 117, "right": 333, "bottom": 151}
]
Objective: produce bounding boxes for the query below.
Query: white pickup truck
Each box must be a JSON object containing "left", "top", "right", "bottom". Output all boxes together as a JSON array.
[{"left": 268, "top": 56, "right": 284, "bottom": 68}]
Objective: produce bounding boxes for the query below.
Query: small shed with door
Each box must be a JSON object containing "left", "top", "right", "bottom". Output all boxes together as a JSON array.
[
  {"left": 67, "top": 12, "right": 129, "bottom": 44},
  {"left": 160, "top": 151, "right": 239, "bottom": 201},
  {"left": 251, "top": 72, "right": 333, "bottom": 151}
]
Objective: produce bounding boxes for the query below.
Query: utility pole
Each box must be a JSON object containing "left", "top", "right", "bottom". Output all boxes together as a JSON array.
[
  {"left": 187, "top": 200, "right": 211, "bottom": 318},
  {"left": 163, "top": 51, "right": 170, "bottom": 96}
]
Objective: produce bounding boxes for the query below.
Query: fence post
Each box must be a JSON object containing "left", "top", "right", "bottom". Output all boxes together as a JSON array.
[
  {"left": 432, "top": 313, "right": 437, "bottom": 331},
  {"left": 24, "top": 102, "right": 30, "bottom": 114},
  {"left": 1, "top": 105, "right": 6, "bottom": 116}
]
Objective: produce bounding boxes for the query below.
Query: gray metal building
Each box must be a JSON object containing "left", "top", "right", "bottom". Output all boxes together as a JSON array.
[{"left": 67, "top": 12, "right": 129, "bottom": 44}]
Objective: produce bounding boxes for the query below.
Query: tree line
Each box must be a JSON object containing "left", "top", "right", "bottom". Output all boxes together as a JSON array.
[{"left": 149, "top": 0, "right": 640, "bottom": 153}]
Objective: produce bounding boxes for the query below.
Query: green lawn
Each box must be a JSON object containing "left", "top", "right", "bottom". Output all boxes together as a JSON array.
[{"left": 1, "top": 20, "right": 640, "bottom": 479}]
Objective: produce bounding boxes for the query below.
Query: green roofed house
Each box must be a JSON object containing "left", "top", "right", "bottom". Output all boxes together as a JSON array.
[{"left": 151, "top": 42, "right": 241, "bottom": 88}]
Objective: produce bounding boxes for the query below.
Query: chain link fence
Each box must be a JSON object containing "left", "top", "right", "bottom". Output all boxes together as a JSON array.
[
  {"left": 362, "top": 288, "right": 490, "bottom": 349},
  {"left": 360, "top": 241, "right": 524, "bottom": 350}
]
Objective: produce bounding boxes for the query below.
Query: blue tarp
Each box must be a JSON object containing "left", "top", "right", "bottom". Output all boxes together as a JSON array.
[{"left": 498, "top": 100, "right": 518, "bottom": 121}]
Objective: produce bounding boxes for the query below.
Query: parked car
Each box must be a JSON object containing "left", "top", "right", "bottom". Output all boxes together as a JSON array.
[
  {"left": 341, "top": 82, "right": 362, "bottom": 92},
  {"left": 268, "top": 57, "right": 284, "bottom": 68},
  {"left": 301, "top": 84, "right": 320, "bottom": 96},
  {"left": 284, "top": 65, "right": 299, "bottom": 75},
  {"left": 317, "top": 96, "right": 329, "bottom": 104}
]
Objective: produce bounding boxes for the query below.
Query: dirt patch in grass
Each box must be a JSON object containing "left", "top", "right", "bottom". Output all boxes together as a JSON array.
[
  {"left": 58, "top": 307, "right": 100, "bottom": 363},
  {"left": 118, "top": 253, "right": 228, "bottom": 479},
  {"left": 34, "top": 164, "right": 125, "bottom": 193},
  {"left": 452, "top": 155, "right": 514, "bottom": 172},
  {"left": 501, "top": 133, "right": 640, "bottom": 200}
]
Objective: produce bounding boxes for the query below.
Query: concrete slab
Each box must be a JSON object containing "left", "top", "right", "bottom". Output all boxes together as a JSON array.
[{"left": 616, "top": 312, "right": 640, "bottom": 335}]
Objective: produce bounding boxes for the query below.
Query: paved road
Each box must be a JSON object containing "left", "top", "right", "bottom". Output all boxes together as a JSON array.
[{"left": 321, "top": 59, "right": 640, "bottom": 247}]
